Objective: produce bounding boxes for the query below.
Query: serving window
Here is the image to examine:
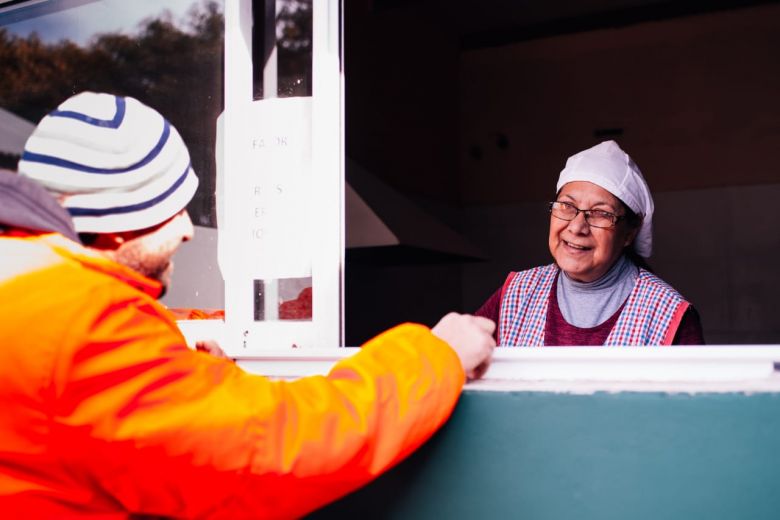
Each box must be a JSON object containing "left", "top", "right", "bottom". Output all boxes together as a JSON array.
[{"left": 5, "top": 0, "right": 780, "bottom": 376}]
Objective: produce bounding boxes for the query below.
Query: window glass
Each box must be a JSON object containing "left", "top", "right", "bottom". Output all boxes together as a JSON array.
[
  {"left": 0, "top": 0, "right": 225, "bottom": 314},
  {"left": 246, "top": 0, "right": 313, "bottom": 322},
  {"left": 252, "top": 0, "right": 312, "bottom": 100}
]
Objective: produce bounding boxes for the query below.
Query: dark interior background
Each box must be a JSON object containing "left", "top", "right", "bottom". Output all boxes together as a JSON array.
[{"left": 343, "top": 0, "right": 780, "bottom": 345}]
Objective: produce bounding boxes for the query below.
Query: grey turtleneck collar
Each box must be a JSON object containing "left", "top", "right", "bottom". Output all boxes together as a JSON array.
[{"left": 556, "top": 254, "right": 639, "bottom": 328}]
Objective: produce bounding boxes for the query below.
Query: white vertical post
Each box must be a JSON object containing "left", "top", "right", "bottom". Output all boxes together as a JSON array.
[
  {"left": 222, "top": 0, "right": 343, "bottom": 352},
  {"left": 259, "top": 0, "right": 279, "bottom": 323},
  {"left": 310, "top": 0, "right": 344, "bottom": 347},
  {"left": 223, "top": 0, "right": 255, "bottom": 349}
]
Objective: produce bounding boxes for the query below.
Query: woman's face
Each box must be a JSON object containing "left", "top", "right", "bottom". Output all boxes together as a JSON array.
[{"left": 548, "top": 181, "right": 638, "bottom": 283}]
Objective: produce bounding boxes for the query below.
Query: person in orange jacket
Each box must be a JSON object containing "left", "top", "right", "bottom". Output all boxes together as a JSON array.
[{"left": 0, "top": 92, "right": 495, "bottom": 518}]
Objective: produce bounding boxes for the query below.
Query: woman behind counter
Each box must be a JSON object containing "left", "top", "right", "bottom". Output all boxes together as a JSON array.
[{"left": 476, "top": 140, "right": 704, "bottom": 346}]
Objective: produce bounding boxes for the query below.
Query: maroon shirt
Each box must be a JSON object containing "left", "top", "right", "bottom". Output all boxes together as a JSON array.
[{"left": 475, "top": 276, "right": 705, "bottom": 345}]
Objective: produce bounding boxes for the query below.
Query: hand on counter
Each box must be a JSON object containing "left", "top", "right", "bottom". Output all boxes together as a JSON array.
[
  {"left": 432, "top": 313, "right": 496, "bottom": 381},
  {"left": 195, "top": 339, "right": 233, "bottom": 361}
]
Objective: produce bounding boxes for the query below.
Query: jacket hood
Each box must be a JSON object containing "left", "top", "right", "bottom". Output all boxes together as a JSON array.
[{"left": 0, "top": 169, "right": 79, "bottom": 242}]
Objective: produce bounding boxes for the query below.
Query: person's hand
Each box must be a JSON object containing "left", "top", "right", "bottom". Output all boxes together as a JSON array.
[
  {"left": 431, "top": 312, "right": 496, "bottom": 381},
  {"left": 195, "top": 339, "right": 233, "bottom": 361}
]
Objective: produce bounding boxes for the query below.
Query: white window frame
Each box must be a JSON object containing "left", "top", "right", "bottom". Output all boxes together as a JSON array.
[
  {"left": 172, "top": 0, "right": 780, "bottom": 392},
  {"left": 180, "top": 0, "right": 343, "bottom": 352}
]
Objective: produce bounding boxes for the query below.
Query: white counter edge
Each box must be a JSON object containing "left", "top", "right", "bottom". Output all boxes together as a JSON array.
[{"left": 177, "top": 321, "right": 780, "bottom": 392}]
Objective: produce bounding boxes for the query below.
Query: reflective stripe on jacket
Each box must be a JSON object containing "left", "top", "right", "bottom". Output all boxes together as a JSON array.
[
  {"left": 0, "top": 233, "right": 464, "bottom": 518},
  {"left": 499, "top": 263, "right": 689, "bottom": 346}
]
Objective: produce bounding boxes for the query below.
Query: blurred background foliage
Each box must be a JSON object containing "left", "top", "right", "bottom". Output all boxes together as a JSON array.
[{"left": 0, "top": 0, "right": 224, "bottom": 227}]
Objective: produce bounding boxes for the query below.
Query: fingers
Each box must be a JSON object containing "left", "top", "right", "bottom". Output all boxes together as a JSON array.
[
  {"left": 466, "top": 317, "right": 495, "bottom": 381},
  {"left": 467, "top": 359, "right": 491, "bottom": 381},
  {"left": 431, "top": 312, "right": 496, "bottom": 382},
  {"left": 471, "top": 315, "right": 496, "bottom": 335},
  {"left": 195, "top": 339, "right": 232, "bottom": 361},
  {"left": 433, "top": 313, "right": 495, "bottom": 337},
  {"left": 460, "top": 315, "right": 495, "bottom": 382}
]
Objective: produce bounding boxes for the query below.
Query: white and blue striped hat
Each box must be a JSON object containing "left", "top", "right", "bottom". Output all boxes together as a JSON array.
[{"left": 18, "top": 92, "right": 199, "bottom": 233}]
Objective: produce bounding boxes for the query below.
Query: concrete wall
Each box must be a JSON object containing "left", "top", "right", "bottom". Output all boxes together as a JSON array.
[{"left": 458, "top": 4, "right": 780, "bottom": 203}]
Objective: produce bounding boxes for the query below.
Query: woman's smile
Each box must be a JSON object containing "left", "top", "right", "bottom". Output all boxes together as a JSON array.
[{"left": 562, "top": 239, "right": 592, "bottom": 252}]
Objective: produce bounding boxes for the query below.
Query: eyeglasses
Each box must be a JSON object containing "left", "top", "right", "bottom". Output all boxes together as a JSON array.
[{"left": 549, "top": 201, "right": 623, "bottom": 229}]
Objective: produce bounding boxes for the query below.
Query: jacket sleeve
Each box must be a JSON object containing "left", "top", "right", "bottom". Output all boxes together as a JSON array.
[{"left": 54, "top": 284, "right": 465, "bottom": 518}]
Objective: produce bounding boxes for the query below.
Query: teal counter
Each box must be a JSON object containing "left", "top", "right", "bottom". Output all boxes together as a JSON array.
[{"left": 309, "top": 389, "right": 780, "bottom": 519}]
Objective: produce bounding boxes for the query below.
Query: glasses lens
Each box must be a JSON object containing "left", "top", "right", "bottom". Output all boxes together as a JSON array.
[
  {"left": 551, "top": 202, "right": 576, "bottom": 220},
  {"left": 585, "top": 211, "right": 614, "bottom": 228}
]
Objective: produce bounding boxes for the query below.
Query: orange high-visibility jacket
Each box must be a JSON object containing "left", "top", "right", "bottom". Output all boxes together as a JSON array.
[{"left": 0, "top": 233, "right": 465, "bottom": 518}]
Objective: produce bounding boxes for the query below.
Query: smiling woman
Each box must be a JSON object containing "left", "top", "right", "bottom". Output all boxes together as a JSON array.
[{"left": 475, "top": 140, "right": 704, "bottom": 346}]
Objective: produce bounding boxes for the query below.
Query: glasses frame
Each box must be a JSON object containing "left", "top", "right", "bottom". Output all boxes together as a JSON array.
[{"left": 548, "top": 201, "right": 624, "bottom": 229}]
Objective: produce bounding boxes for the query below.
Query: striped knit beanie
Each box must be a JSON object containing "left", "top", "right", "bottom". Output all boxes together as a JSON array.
[{"left": 18, "top": 92, "right": 198, "bottom": 233}]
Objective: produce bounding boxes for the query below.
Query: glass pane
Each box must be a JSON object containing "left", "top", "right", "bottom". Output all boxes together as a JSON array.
[
  {"left": 252, "top": 0, "right": 312, "bottom": 99},
  {"left": 0, "top": 0, "right": 225, "bottom": 317},
  {"left": 254, "top": 277, "right": 312, "bottom": 321}
]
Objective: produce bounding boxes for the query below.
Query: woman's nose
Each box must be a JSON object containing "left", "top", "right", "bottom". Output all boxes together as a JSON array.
[{"left": 567, "top": 211, "right": 590, "bottom": 234}]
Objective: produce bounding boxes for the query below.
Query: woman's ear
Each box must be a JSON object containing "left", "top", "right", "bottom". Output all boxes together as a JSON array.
[{"left": 623, "top": 218, "right": 642, "bottom": 248}]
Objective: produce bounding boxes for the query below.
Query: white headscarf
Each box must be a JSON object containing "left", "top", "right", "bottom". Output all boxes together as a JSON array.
[{"left": 556, "top": 140, "right": 654, "bottom": 258}]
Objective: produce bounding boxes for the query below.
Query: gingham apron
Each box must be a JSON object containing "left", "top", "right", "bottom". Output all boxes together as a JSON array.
[{"left": 498, "top": 264, "right": 689, "bottom": 346}]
